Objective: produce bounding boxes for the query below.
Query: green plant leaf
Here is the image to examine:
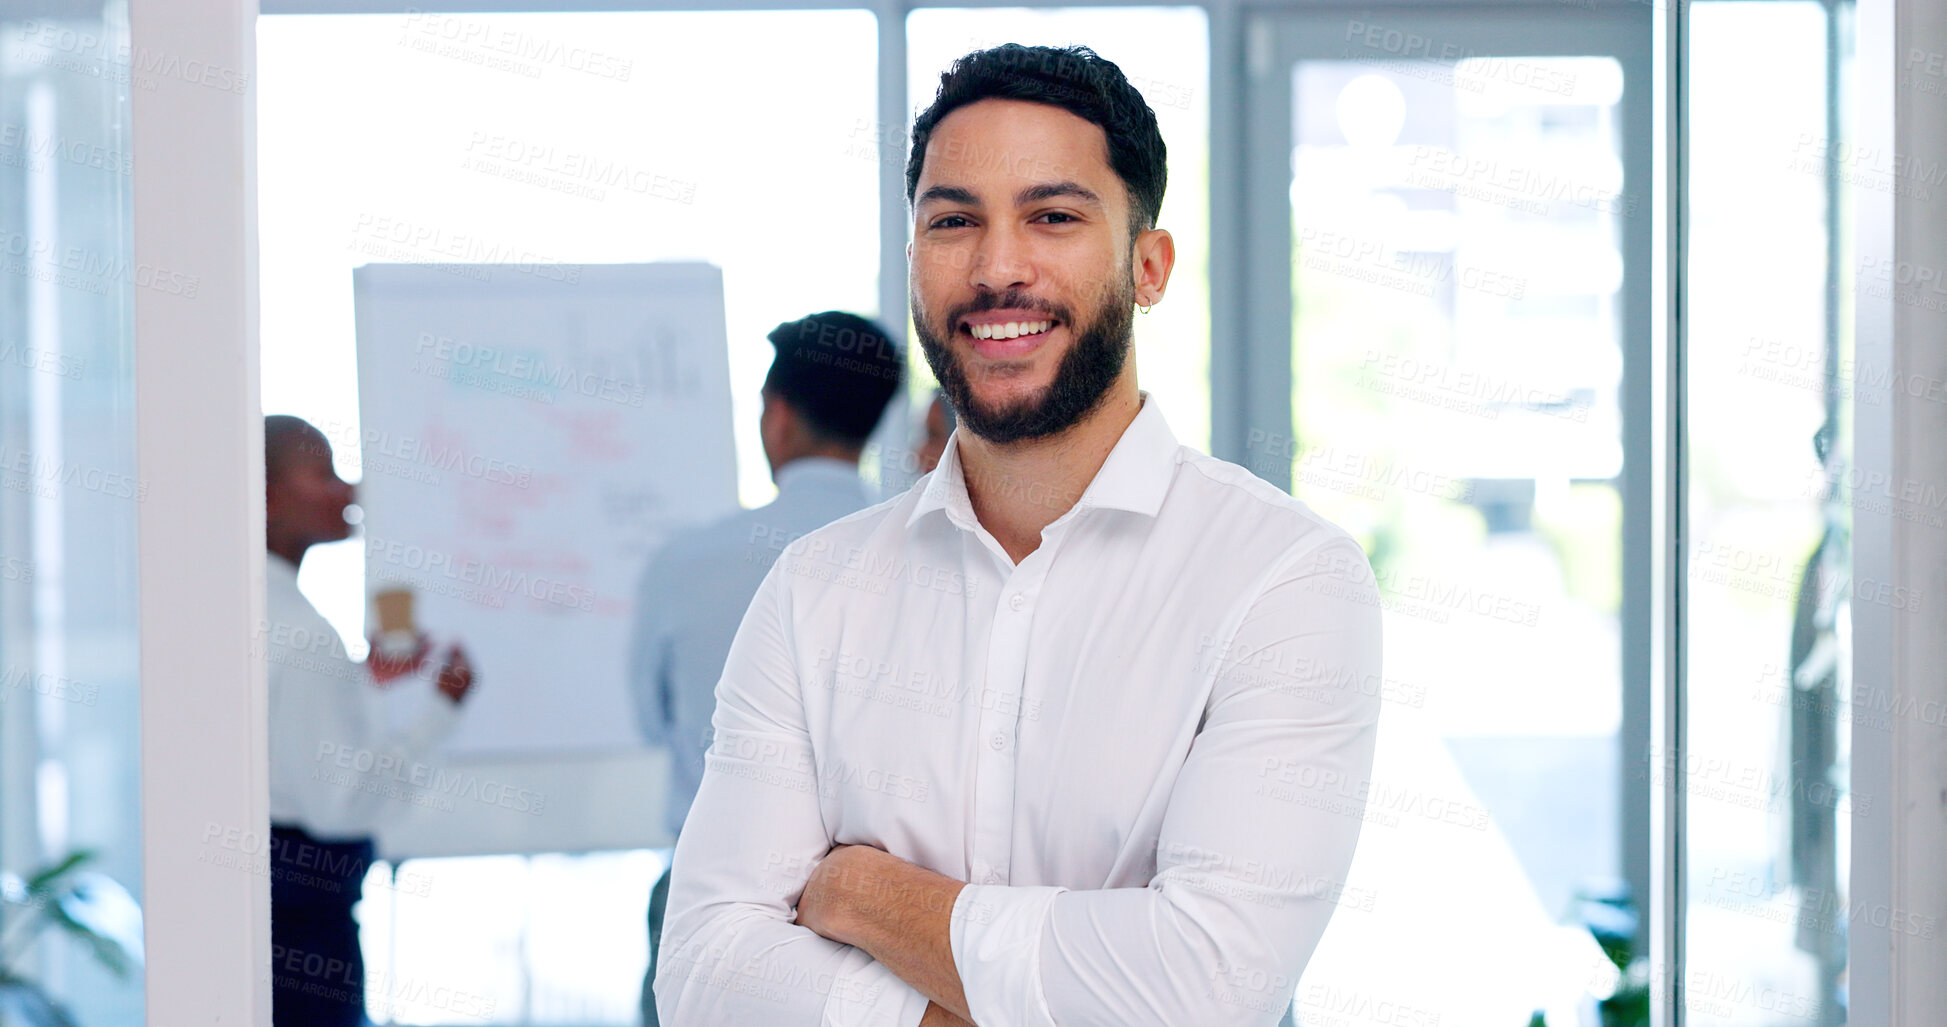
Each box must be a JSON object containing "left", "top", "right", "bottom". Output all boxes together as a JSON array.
[{"left": 24, "top": 853, "right": 94, "bottom": 897}]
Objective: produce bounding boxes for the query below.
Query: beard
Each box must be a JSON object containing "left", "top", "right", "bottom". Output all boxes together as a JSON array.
[{"left": 913, "top": 273, "right": 1134, "bottom": 445}]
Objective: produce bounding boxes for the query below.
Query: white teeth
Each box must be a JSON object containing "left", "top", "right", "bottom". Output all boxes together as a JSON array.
[{"left": 969, "top": 320, "right": 1052, "bottom": 340}]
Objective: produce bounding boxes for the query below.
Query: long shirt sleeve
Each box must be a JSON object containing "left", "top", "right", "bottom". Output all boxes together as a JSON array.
[
  {"left": 264, "top": 558, "right": 461, "bottom": 840},
  {"left": 653, "top": 561, "right": 932, "bottom": 1027}
]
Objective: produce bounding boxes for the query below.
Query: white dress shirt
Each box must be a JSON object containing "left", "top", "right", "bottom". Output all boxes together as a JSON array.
[
  {"left": 628, "top": 456, "right": 877, "bottom": 837},
  {"left": 264, "top": 552, "right": 459, "bottom": 840},
  {"left": 655, "top": 394, "right": 1382, "bottom": 1027}
]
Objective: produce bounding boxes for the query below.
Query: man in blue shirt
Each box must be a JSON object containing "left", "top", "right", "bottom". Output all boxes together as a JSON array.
[{"left": 630, "top": 311, "right": 904, "bottom": 1024}]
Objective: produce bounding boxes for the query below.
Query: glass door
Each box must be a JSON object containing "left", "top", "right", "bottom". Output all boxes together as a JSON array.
[{"left": 1243, "top": 8, "right": 1653, "bottom": 1025}]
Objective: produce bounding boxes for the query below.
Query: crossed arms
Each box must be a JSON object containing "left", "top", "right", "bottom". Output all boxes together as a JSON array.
[{"left": 653, "top": 538, "right": 1382, "bottom": 1027}]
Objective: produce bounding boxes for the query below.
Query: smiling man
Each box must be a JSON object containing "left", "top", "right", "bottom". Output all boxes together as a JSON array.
[{"left": 654, "top": 44, "right": 1383, "bottom": 1027}]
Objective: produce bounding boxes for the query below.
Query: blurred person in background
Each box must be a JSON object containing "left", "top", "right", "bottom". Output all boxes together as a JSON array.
[
  {"left": 262, "top": 415, "right": 476, "bottom": 1027},
  {"left": 628, "top": 311, "right": 904, "bottom": 1025}
]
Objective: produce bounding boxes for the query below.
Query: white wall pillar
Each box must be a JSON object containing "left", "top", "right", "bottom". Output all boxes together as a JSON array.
[
  {"left": 131, "top": 0, "right": 268, "bottom": 1022},
  {"left": 1850, "top": 0, "right": 1947, "bottom": 1020}
]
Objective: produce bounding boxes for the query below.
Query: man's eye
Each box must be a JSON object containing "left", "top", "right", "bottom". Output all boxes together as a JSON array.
[
  {"left": 931, "top": 215, "right": 971, "bottom": 230},
  {"left": 1037, "top": 212, "right": 1077, "bottom": 224}
]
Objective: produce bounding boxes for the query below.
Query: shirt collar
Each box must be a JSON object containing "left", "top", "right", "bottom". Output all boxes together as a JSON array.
[
  {"left": 267, "top": 550, "right": 298, "bottom": 580},
  {"left": 907, "top": 391, "right": 1178, "bottom": 530},
  {"left": 773, "top": 456, "right": 866, "bottom": 496}
]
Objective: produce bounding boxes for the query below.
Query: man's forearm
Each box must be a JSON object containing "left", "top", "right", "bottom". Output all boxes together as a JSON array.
[
  {"left": 797, "top": 846, "right": 975, "bottom": 1021},
  {"left": 921, "top": 1002, "right": 976, "bottom": 1027}
]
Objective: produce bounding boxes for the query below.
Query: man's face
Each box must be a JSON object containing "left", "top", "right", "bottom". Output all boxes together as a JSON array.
[
  {"left": 908, "top": 99, "right": 1138, "bottom": 444},
  {"left": 267, "top": 430, "right": 356, "bottom": 547}
]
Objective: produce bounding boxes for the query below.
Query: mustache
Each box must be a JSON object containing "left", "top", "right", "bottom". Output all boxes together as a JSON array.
[{"left": 946, "top": 290, "right": 1068, "bottom": 327}]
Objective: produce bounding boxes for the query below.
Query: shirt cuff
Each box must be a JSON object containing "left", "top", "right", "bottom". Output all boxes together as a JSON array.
[
  {"left": 821, "top": 952, "right": 932, "bottom": 1027},
  {"left": 950, "top": 884, "right": 1066, "bottom": 1027}
]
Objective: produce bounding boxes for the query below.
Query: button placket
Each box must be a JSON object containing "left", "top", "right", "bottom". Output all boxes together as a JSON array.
[{"left": 969, "top": 556, "right": 1046, "bottom": 889}]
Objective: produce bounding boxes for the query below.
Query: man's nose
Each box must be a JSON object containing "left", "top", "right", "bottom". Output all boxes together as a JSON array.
[{"left": 971, "top": 225, "right": 1034, "bottom": 292}]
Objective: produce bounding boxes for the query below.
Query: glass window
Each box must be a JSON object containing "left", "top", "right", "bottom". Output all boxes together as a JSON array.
[
  {"left": 259, "top": 9, "right": 880, "bottom": 649},
  {"left": 0, "top": 7, "right": 145, "bottom": 1026},
  {"left": 1685, "top": 4, "right": 1852, "bottom": 1024},
  {"left": 1278, "top": 35, "right": 1637, "bottom": 1024},
  {"left": 1289, "top": 51, "right": 1627, "bottom": 910},
  {"left": 256, "top": 12, "right": 879, "bottom": 1023}
]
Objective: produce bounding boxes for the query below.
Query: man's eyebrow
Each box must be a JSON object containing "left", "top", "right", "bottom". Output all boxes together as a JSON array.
[
  {"left": 916, "top": 185, "right": 979, "bottom": 208},
  {"left": 1016, "top": 181, "right": 1102, "bottom": 209}
]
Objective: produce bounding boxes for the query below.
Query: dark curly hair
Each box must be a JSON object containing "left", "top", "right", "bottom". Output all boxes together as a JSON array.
[{"left": 906, "top": 44, "right": 1167, "bottom": 243}]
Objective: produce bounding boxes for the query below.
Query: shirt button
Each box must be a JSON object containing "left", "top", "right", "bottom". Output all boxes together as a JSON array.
[
  {"left": 989, "top": 733, "right": 1007, "bottom": 751},
  {"left": 971, "top": 859, "right": 991, "bottom": 881},
  {"left": 1009, "top": 593, "right": 1025, "bottom": 612},
  {"left": 984, "top": 870, "right": 1003, "bottom": 885}
]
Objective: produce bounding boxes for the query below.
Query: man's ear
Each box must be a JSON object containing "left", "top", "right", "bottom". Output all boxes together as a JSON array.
[
  {"left": 760, "top": 392, "right": 797, "bottom": 446},
  {"left": 1132, "top": 227, "right": 1177, "bottom": 308}
]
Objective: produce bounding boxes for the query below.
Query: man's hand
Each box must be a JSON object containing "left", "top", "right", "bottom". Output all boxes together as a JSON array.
[
  {"left": 794, "top": 845, "right": 974, "bottom": 1022},
  {"left": 436, "top": 645, "right": 475, "bottom": 704},
  {"left": 795, "top": 843, "right": 875, "bottom": 945},
  {"left": 366, "top": 632, "right": 431, "bottom": 686}
]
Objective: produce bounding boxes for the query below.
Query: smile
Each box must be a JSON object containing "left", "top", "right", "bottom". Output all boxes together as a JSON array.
[{"left": 965, "top": 320, "right": 1054, "bottom": 340}]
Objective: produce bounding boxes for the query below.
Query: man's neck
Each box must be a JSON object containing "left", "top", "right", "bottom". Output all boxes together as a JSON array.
[
  {"left": 957, "top": 383, "right": 1141, "bottom": 565},
  {"left": 771, "top": 447, "right": 863, "bottom": 483}
]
